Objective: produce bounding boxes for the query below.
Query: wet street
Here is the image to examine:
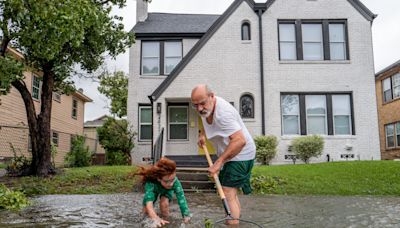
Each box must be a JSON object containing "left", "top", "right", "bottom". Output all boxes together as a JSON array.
[{"left": 1, "top": 193, "right": 400, "bottom": 227}]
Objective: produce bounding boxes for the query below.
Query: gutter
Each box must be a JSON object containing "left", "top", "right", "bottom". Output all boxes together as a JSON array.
[{"left": 256, "top": 6, "right": 266, "bottom": 135}]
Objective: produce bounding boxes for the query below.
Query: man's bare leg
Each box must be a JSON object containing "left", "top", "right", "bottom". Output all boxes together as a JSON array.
[{"left": 223, "top": 186, "right": 240, "bottom": 225}]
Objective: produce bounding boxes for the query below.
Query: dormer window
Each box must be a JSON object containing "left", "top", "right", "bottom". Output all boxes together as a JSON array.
[{"left": 241, "top": 22, "right": 251, "bottom": 40}]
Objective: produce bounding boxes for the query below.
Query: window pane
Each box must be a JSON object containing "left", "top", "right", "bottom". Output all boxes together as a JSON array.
[
  {"left": 383, "top": 78, "right": 391, "bottom": 91},
  {"left": 302, "top": 24, "right": 322, "bottom": 42},
  {"left": 283, "top": 116, "right": 299, "bottom": 134},
  {"left": 170, "top": 124, "right": 187, "bottom": 139},
  {"left": 330, "top": 43, "right": 346, "bottom": 60},
  {"left": 333, "top": 95, "right": 350, "bottom": 115},
  {"left": 334, "top": 116, "right": 350, "bottom": 135},
  {"left": 280, "top": 43, "right": 297, "bottom": 60},
  {"left": 306, "top": 95, "right": 326, "bottom": 115},
  {"left": 165, "top": 42, "right": 182, "bottom": 57},
  {"left": 240, "top": 95, "right": 254, "bottom": 118},
  {"left": 281, "top": 95, "right": 299, "bottom": 115},
  {"left": 142, "top": 58, "right": 159, "bottom": 74},
  {"left": 393, "top": 86, "right": 400, "bottom": 99},
  {"left": 142, "top": 42, "right": 159, "bottom": 57},
  {"left": 329, "top": 24, "right": 345, "bottom": 42},
  {"left": 386, "top": 124, "right": 394, "bottom": 136},
  {"left": 169, "top": 107, "right": 187, "bottom": 123},
  {"left": 140, "top": 125, "right": 152, "bottom": 140},
  {"left": 279, "top": 24, "right": 296, "bottom": 42},
  {"left": 140, "top": 108, "right": 152, "bottom": 123},
  {"left": 387, "top": 136, "right": 395, "bottom": 148},
  {"left": 242, "top": 24, "right": 250, "bottom": 40},
  {"left": 308, "top": 116, "right": 326, "bottom": 134},
  {"left": 165, "top": 57, "right": 181, "bottom": 74},
  {"left": 393, "top": 74, "right": 400, "bottom": 98},
  {"left": 303, "top": 43, "right": 323, "bottom": 60},
  {"left": 397, "top": 123, "right": 400, "bottom": 147},
  {"left": 384, "top": 90, "right": 392, "bottom": 102}
]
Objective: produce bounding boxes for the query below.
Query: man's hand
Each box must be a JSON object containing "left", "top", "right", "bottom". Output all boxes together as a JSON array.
[
  {"left": 208, "top": 160, "right": 223, "bottom": 177},
  {"left": 198, "top": 131, "right": 206, "bottom": 147}
]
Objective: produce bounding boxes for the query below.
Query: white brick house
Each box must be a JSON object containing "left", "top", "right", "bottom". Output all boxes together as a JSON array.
[{"left": 127, "top": 0, "right": 380, "bottom": 164}]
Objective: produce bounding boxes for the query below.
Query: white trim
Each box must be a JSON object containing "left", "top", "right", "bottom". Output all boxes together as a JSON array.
[
  {"left": 139, "top": 106, "right": 152, "bottom": 142},
  {"left": 141, "top": 41, "right": 160, "bottom": 76},
  {"left": 281, "top": 95, "right": 300, "bottom": 136},
  {"left": 385, "top": 124, "right": 395, "bottom": 149},
  {"left": 332, "top": 94, "right": 352, "bottom": 135}
]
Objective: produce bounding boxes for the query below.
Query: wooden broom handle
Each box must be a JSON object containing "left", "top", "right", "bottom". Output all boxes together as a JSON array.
[{"left": 202, "top": 145, "right": 226, "bottom": 199}]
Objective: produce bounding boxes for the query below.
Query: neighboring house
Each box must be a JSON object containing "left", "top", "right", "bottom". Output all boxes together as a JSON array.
[
  {"left": 84, "top": 115, "right": 107, "bottom": 164},
  {"left": 375, "top": 60, "right": 400, "bottom": 160},
  {"left": 127, "top": 0, "right": 380, "bottom": 164},
  {"left": 0, "top": 48, "right": 93, "bottom": 166}
]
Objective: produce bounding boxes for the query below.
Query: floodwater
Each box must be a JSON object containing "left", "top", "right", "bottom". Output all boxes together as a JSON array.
[{"left": 1, "top": 193, "right": 400, "bottom": 227}]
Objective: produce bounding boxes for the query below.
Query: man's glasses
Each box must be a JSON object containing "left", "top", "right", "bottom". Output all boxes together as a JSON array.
[{"left": 191, "top": 96, "right": 210, "bottom": 109}]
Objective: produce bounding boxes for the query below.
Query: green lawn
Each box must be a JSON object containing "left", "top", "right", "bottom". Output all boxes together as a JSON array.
[
  {"left": 2, "top": 166, "right": 138, "bottom": 196},
  {"left": 0, "top": 163, "right": 6, "bottom": 169},
  {"left": 252, "top": 161, "right": 400, "bottom": 196}
]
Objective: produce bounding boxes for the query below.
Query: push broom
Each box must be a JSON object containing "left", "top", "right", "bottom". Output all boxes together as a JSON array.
[{"left": 202, "top": 144, "right": 263, "bottom": 227}]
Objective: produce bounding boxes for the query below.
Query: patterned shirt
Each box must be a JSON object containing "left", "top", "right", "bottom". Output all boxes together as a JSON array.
[{"left": 142, "top": 177, "right": 191, "bottom": 217}]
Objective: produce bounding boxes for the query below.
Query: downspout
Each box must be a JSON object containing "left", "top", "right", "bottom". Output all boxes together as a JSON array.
[
  {"left": 257, "top": 9, "right": 266, "bottom": 135},
  {"left": 148, "top": 95, "right": 154, "bottom": 158}
]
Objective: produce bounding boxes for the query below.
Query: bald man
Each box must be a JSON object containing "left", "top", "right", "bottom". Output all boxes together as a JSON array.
[{"left": 191, "top": 84, "right": 256, "bottom": 225}]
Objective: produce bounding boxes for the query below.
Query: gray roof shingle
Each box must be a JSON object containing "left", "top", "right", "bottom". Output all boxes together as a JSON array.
[{"left": 131, "top": 13, "right": 220, "bottom": 35}]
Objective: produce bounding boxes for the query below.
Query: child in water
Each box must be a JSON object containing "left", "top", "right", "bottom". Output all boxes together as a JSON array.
[{"left": 135, "top": 158, "right": 191, "bottom": 227}]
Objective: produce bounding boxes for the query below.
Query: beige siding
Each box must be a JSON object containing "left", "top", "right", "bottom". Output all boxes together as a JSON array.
[{"left": 0, "top": 70, "right": 90, "bottom": 166}]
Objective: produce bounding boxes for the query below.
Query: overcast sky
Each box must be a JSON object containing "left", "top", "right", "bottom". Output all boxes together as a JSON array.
[{"left": 78, "top": 0, "right": 400, "bottom": 121}]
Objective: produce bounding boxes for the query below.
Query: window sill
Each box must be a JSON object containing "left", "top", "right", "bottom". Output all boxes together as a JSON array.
[
  {"left": 243, "top": 118, "right": 256, "bottom": 122},
  {"left": 140, "top": 75, "right": 168, "bottom": 79},
  {"left": 382, "top": 96, "right": 400, "bottom": 105},
  {"left": 281, "top": 135, "right": 356, "bottom": 140},
  {"left": 138, "top": 141, "right": 151, "bottom": 145},
  {"left": 167, "top": 140, "right": 190, "bottom": 144},
  {"left": 241, "top": 41, "right": 252, "bottom": 44},
  {"left": 279, "top": 60, "right": 351, "bottom": 64},
  {"left": 385, "top": 147, "right": 400, "bottom": 151}
]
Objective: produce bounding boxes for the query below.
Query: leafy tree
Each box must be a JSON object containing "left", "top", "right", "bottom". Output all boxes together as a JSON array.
[
  {"left": 0, "top": 0, "right": 136, "bottom": 176},
  {"left": 98, "top": 71, "right": 128, "bottom": 118},
  {"left": 97, "top": 117, "right": 135, "bottom": 165},
  {"left": 64, "top": 135, "right": 92, "bottom": 167}
]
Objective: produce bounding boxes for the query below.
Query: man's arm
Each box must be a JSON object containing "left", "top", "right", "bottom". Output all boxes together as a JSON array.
[{"left": 209, "top": 129, "right": 246, "bottom": 176}]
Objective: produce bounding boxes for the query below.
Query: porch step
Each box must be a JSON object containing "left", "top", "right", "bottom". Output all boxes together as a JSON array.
[
  {"left": 166, "top": 155, "right": 217, "bottom": 168},
  {"left": 175, "top": 166, "right": 215, "bottom": 192}
]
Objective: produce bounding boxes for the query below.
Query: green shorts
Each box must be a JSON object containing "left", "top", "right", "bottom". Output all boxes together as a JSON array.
[{"left": 218, "top": 159, "right": 254, "bottom": 194}]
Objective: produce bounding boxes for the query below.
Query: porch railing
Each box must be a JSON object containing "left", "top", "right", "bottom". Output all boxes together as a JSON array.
[{"left": 152, "top": 128, "right": 164, "bottom": 165}]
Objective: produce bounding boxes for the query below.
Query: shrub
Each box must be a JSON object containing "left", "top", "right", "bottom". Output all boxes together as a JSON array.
[
  {"left": 106, "top": 151, "right": 129, "bottom": 166},
  {"left": 251, "top": 175, "right": 286, "bottom": 194},
  {"left": 291, "top": 135, "right": 324, "bottom": 164},
  {"left": 64, "top": 135, "right": 92, "bottom": 167},
  {"left": 254, "top": 135, "right": 278, "bottom": 165},
  {"left": 0, "top": 184, "right": 30, "bottom": 210},
  {"left": 6, "top": 143, "right": 31, "bottom": 176}
]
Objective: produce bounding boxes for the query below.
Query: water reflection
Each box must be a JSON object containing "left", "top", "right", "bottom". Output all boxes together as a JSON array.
[{"left": 0, "top": 193, "right": 400, "bottom": 227}]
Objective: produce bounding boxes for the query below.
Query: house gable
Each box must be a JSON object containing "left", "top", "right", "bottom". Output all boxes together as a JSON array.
[{"left": 150, "top": 0, "right": 264, "bottom": 101}]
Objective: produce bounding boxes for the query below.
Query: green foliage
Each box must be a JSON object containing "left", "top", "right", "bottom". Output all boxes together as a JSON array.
[
  {"left": 97, "top": 117, "right": 135, "bottom": 165},
  {"left": 5, "top": 166, "right": 137, "bottom": 196},
  {"left": 291, "top": 135, "right": 324, "bottom": 164},
  {"left": 64, "top": 136, "right": 92, "bottom": 167},
  {"left": 204, "top": 218, "right": 214, "bottom": 228},
  {"left": 251, "top": 175, "right": 286, "bottom": 194},
  {"left": 0, "top": 54, "right": 24, "bottom": 95},
  {"left": 254, "top": 135, "right": 278, "bottom": 165},
  {"left": 98, "top": 71, "right": 128, "bottom": 118},
  {"left": 0, "top": 184, "right": 30, "bottom": 210},
  {"left": 6, "top": 143, "right": 31, "bottom": 177}
]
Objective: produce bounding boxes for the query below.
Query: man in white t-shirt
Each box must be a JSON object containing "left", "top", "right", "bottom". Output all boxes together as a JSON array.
[{"left": 191, "top": 84, "right": 256, "bottom": 225}]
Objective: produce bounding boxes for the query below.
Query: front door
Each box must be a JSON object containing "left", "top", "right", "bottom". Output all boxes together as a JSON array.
[{"left": 198, "top": 116, "right": 216, "bottom": 155}]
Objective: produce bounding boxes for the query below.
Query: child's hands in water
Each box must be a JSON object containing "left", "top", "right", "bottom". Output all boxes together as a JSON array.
[
  {"left": 153, "top": 217, "right": 169, "bottom": 227},
  {"left": 183, "top": 216, "right": 191, "bottom": 224}
]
